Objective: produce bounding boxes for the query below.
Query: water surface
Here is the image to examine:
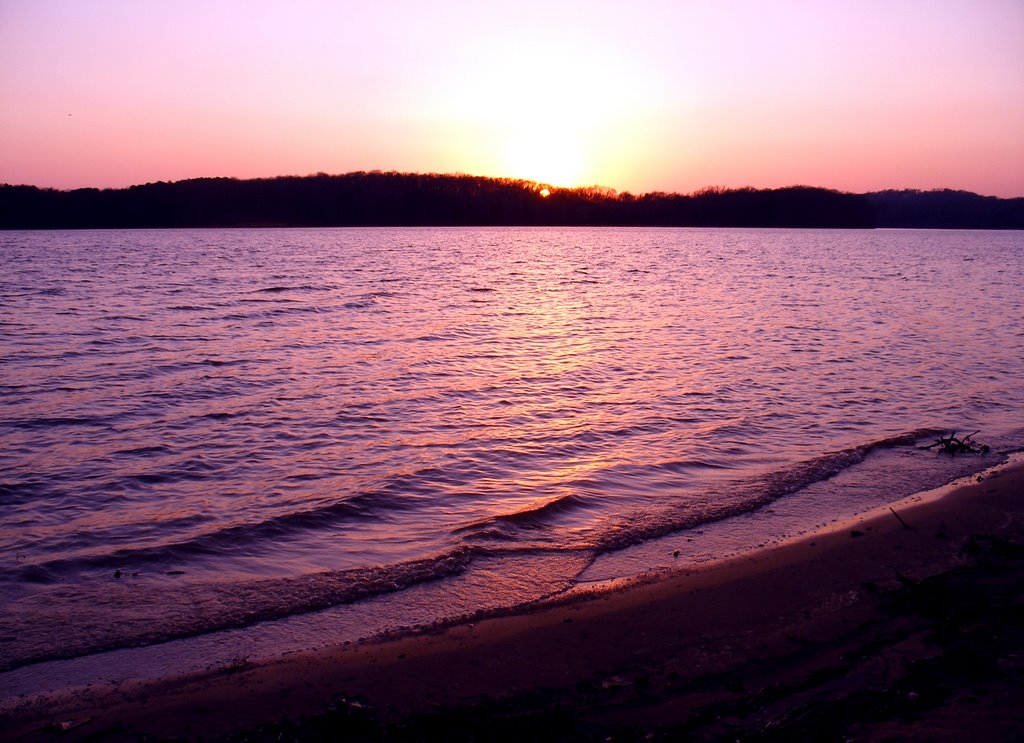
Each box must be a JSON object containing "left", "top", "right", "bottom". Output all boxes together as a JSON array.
[{"left": 1, "top": 226, "right": 1022, "bottom": 674}]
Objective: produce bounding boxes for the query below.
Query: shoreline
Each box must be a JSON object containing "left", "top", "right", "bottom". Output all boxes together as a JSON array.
[{"left": 4, "top": 455, "right": 1023, "bottom": 741}]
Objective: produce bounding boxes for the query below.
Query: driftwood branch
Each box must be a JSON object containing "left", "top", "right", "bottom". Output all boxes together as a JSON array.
[{"left": 921, "top": 430, "right": 990, "bottom": 456}]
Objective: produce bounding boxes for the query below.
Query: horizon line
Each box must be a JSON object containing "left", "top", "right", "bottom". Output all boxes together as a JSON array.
[{"left": 4, "top": 170, "right": 1023, "bottom": 202}]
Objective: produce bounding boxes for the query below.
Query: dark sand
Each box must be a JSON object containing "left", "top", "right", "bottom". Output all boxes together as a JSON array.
[{"left": 4, "top": 459, "right": 1023, "bottom": 742}]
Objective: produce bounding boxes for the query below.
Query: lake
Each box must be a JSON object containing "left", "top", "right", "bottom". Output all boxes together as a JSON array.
[{"left": 1, "top": 226, "right": 1022, "bottom": 684}]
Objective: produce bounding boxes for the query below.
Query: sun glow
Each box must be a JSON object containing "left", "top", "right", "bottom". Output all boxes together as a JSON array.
[
  {"left": 504, "top": 128, "right": 584, "bottom": 187},
  {"left": 435, "top": 45, "right": 655, "bottom": 190}
]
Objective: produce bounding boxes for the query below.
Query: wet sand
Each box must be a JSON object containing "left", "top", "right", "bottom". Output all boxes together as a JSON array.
[{"left": 4, "top": 458, "right": 1023, "bottom": 742}]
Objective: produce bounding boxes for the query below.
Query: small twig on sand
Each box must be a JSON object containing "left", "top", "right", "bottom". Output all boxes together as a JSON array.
[{"left": 889, "top": 507, "right": 911, "bottom": 530}]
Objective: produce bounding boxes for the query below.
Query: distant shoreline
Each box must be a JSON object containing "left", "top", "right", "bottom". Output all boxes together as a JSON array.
[{"left": 3, "top": 172, "right": 1023, "bottom": 230}]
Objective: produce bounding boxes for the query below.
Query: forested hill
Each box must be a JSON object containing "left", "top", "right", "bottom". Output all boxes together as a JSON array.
[{"left": 2, "top": 172, "right": 1022, "bottom": 229}]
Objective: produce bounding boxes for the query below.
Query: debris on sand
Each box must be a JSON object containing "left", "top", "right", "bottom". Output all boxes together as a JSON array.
[{"left": 922, "top": 431, "right": 989, "bottom": 456}]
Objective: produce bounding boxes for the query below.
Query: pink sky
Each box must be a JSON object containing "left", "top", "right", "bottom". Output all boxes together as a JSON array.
[{"left": 2, "top": 0, "right": 1022, "bottom": 196}]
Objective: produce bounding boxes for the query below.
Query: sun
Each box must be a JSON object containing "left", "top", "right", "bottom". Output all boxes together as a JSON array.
[{"left": 503, "top": 128, "right": 584, "bottom": 188}]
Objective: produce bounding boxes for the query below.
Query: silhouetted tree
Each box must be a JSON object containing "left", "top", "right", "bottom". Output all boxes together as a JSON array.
[{"left": 1, "top": 173, "right": 1021, "bottom": 229}]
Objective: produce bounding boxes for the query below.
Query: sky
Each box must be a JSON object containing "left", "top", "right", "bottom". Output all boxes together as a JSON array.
[{"left": 1, "top": 0, "right": 1023, "bottom": 196}]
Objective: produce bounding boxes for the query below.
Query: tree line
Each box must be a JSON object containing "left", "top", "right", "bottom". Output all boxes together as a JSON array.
[{"left": 1, "top": 171, "right": 1022, "bottom": 229}]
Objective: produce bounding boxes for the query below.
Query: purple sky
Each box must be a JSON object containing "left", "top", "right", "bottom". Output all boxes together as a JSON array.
[{"left": 2, "top": 0, "right": 1022, "bottom": 195}]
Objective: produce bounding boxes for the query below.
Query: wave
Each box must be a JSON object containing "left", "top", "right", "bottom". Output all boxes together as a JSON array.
[
  {"left": 592, "top": 428, "right": 945, "bottom": 553},
  {"left": 3, "top": 415, "right": 112, "bottom": 430},
  {"left": 5, "top": 495, "right": 376, "bottom": 582},
  {"left": 0, "top": 427, "right": 1002, "bottom": 673},
  {"left": 4, "top": 453, "right": 488, "bottom": 582},
  {"left": 216, "top": 305, "right": 323, "bottom": 321},
  {"left": 455, "top": 493, "right": 590, "bottom": 538},
  {"left": 251, "top": 284, "right": 333, "bottom": 294},
  {"left": 3, "top": 429, "right": 945, "bottom": 585},
  {"left": 0, "top": 549, "right": 473, "bottom": 673}
]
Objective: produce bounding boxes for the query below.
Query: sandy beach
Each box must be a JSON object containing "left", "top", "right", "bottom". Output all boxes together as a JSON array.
[{"left": 4, "top": 457, "right": 1023, "bottom": 742}]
